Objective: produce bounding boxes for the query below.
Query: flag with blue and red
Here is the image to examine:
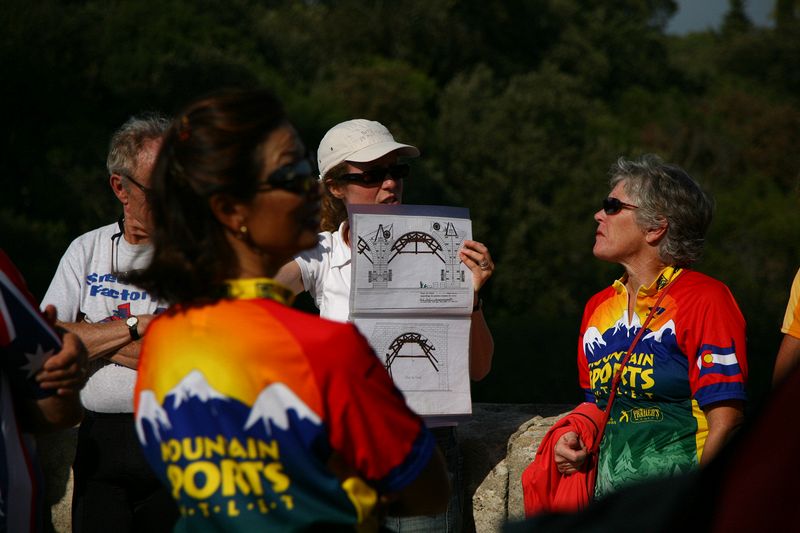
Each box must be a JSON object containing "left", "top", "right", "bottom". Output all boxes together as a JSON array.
[{"left": 0, "top": 251, "right": 62, "bottom": 400}]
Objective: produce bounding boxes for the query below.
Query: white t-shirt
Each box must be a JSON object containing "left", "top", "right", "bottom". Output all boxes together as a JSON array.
[
  {"left": 41, "top": 222, "right": 167, "bottom": 413},
  {"left": 295, "top": 222, "right": 352, "bottom": 323}
]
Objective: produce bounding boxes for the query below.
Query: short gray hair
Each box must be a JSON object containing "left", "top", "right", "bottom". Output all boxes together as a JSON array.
[
  {"left": 106, "top": 112, "right": 171, "bottom": 176},
  {"left": 610, "top": 154, "right": 713, "bottom": 267}
]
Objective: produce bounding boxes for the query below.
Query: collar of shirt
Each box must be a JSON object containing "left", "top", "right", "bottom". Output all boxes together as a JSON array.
[{"left": 612, "top": 265, "right": 681, "bottom": 297}]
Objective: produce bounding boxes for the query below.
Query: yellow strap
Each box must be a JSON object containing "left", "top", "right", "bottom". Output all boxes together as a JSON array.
[{"left": 224, "top": 278, "right": 295, "bottom": 306}]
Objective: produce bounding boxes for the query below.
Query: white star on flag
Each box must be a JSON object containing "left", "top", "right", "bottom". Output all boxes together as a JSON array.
[{"left": 21, "top": 344, "right": 54, "bottom": 378}]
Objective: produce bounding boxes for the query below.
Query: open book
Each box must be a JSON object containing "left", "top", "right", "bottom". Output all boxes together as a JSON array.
[{"left": 348, "top": 204, "right": 473, "bottom": 423}]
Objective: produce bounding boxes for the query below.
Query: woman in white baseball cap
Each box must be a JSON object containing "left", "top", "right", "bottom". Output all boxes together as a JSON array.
[{"left": 277, "top": 118, "right": 495, "bottom": 532}]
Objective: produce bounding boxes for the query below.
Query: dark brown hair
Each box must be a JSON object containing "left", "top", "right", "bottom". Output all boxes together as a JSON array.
[{"left": 130, "top": 88, "right": 287, "bottom": 303}]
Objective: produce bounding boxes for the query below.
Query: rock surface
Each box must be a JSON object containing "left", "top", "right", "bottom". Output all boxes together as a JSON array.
[{"left": 459, "top": 403, "right": 574, "bottom": 532}]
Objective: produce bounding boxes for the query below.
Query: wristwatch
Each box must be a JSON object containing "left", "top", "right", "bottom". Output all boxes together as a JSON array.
[{"left": 126, "top": 316, "right": 141, "bottom": 341}]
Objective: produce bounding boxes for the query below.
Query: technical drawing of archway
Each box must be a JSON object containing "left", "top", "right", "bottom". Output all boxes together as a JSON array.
[
  {"left": 368, "top": 322, "right": 451, "bottom": 393},
  {"left": 384, "top": 332, "right": 438, "bottom": 379},
  {"left": 356, "top": 219, "right": 468, "bottom": 289},
  {"left": 353, "top": 216, "right": 471, "bottom": 294},
  {"left": 387, "top": 231, "right": 445, "bottom": 263},
  {"left": 357, "top": 223, "right": 394, "bottom": 288}
]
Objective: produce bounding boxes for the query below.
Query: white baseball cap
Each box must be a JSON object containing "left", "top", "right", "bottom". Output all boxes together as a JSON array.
[{"left": 317, "top": 119, "right": 420, "bottom": 178}]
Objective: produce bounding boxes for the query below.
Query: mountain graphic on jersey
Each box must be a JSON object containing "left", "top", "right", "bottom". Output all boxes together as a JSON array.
[
  {"left": 582, "top": 309, "right": 680, "bottom": 405},
  {"left": 136, "top": 370, "right": 356, "bottom": 530}
]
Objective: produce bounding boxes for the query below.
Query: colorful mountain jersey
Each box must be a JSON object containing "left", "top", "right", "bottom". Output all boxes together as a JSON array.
[
  {"left": 134, "top": 294, "right": 435, "bottom": 532},
  {"left": 781, "top": 267, "right": 800, "bottom": 339},
  {"left": 577, "top": 268, "right": 747, "bottom": 499},
  {"left": 0, "top": 250, "right": 63, "bottom": 533}
]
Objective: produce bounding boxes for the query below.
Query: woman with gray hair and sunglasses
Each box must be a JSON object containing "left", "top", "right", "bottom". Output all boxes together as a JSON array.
[
  {"left": 550, "top": 154, "right": 748, "bottom": 505},
  {"left": 277, "top": 119, "right": 494, "bottom": 532}
]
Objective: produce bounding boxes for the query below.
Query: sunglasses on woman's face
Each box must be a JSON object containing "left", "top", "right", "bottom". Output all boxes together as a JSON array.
[
  {"left": 339, "top": 163, "right": 410, "bottom": 186},
  {"left": 257, "top": 159, "right": 317, "bottom": 195},
  {"left": 602, "top": 196, "right": 639, "bottom": 215}
]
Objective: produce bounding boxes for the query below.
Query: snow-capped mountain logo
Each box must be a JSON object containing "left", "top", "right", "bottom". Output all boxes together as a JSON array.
[
  {"left": 136, "top": 370, "right": 225, "bottom": 444},
  {"left": 135, "top": 371, "right": 323, "bottom": 446},
  {"left": 244, "top": 383, "right": 321, "bottom": 435},
  {"left": 642, "top": 319, "right": 676, "bottom": 343},
  {"left": 583, "top": 326, "right": 607, "bottom": 356},
  {"left": 170, "top": 369, "right": 228, "bottom": 409},
  {"left": 611, "top": 311, "right": 641, "bottom": 337},
  {"left": 135, "top": 390, "right": 172, "bottom": 443}
]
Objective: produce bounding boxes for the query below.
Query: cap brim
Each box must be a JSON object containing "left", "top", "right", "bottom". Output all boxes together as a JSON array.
[{"left": 345, "top": 142, "right": 420, "bottom": 163}]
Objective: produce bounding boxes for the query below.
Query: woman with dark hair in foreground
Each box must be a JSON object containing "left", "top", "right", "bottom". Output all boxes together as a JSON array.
[{"left": 130, "top": 89, "right": 448, "bottom": 532}]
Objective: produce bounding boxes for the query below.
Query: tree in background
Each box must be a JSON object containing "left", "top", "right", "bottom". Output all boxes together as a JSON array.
[
  {"left": 1, "top": 0, "right": 794, "bottom": 408},
  {"left": 775, "top": 0, "right": 800, "bottom": 29},
  {"left": 722, "top": 0, "right": 754, "bottom": 36}
]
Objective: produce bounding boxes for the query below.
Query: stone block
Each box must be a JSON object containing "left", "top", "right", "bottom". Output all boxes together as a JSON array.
[{"left": 460, "top": 403, "right": 574, "bottom": 532}]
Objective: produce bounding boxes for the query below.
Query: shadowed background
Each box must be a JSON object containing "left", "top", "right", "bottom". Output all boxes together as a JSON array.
[{"left": 2, "top": 0, "right": 798, "bottom": 412}]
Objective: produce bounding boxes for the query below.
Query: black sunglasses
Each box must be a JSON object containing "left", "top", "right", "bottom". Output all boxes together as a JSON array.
[
  {"left": 256, "top": 159, "right": 317, "bottom": 195},
  {"left": 339, "top": 163, "right": 410, "bottom": 186},
  {"left": 603, "top": 196, "right": 638, "bottom": 215},
  {"left": 123, "top": 174, "right": 153, "bottom": 200}
]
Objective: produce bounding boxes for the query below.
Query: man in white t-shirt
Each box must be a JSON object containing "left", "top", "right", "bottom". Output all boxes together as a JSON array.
[{"left": 41, "top": 113, "right": 177, "bottom": 532}]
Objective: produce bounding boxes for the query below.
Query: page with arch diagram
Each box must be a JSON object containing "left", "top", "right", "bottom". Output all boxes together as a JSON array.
[{"left": 349, "top": 204, "right": 473, "bottom": 419}]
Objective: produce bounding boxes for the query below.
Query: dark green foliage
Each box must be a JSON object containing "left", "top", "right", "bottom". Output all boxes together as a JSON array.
[
  {"left": 722, "top": 0, "right": 754, "bottom": 37},
  {"left": 1, "top": 0, "right": 794, "bottom": 408},
  {"left": 775, "top": 0, "right": 800, "bottom": 30}
]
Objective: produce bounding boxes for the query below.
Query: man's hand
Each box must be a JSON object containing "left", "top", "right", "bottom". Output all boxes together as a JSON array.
[
  {"left": 25, "top": 306, "right": 87, "bottom": 430},
  {"left": 36, "top": 331, "right": 88, "bottom": 397}
]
